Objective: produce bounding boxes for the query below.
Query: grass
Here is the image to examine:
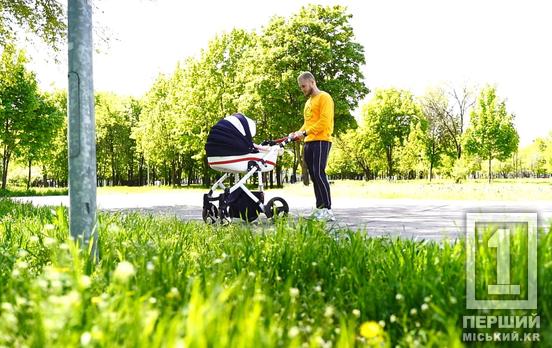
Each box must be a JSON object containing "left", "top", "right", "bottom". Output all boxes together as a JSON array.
[
  {"left": 3, "top": 178, "right": 552, "bottom": 202},
  {"left": 274, "top": 179, "right": 552, "bottom": 201},
  {"left": 0, "top": 199, "right": 551, "bottom": 347},
  {"left": 0, "top": 187, "right": 68, "bottom": 197}
]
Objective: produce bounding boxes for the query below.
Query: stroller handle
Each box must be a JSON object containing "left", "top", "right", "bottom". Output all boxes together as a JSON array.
[{"left": 261, "top": 136, "right": 296, "bottom": 147}]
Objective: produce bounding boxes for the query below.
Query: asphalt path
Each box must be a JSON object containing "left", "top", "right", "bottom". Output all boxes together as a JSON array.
[{"left": 14, "top": 190, "right": 552, "bottom": 240}]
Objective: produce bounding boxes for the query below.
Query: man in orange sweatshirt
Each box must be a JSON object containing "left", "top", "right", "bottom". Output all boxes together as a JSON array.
[{"left": 291, "top": 71, "right": 335, "bottom": 221}]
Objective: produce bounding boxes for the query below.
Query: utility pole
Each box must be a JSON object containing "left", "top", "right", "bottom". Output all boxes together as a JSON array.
[{"left": 67, "top": 0, "right": 98, "bottom": 258}]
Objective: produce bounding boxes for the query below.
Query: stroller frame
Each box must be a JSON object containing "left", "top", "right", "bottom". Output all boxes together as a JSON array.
[{"left": 203, "top": 137, "right": 292, "bottom": 224}]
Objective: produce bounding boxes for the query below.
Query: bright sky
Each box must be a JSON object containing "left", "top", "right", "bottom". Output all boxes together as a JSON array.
[{"left": 27, "top": 0, "right": 552, "bottom": 146}]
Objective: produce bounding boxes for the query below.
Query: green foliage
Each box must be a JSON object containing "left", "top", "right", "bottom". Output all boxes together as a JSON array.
[
  {"left": 463, "top": 86, "right": 519, "bottom": 182},
  {"left": 1, "top": 200, "right": 550, "bottom": 346},
  {"left": 0, "top": 45, "right": 39, "bottom": 189},
  {"left": 362, "top": 88, "right": 422, "bottom": 179},
  {"left": 0, "top": 0, "right": 65, "bottom": 50}
]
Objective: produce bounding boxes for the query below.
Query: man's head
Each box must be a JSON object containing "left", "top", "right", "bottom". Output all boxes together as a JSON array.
[{"left": 297, "top": 71, "right": 317, "bottom": 97}]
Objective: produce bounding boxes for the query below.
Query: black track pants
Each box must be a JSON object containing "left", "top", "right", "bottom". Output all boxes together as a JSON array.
[{"left": 304, "top": 141, "right": 332, "bottom": 209}]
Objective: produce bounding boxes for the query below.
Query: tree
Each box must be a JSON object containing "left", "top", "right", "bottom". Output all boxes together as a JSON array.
[
  {"left": 0, "top": 0, "right": 65, "bottom": 51},
  {"left": 0, "top": 45, "right": 40, "bottom": 189},
  {"left": 41, "top": 90, "right": 68, "bottom": 186},
  {"left": 362, "top": 88, "right": 421, "bottom": 179},
  {"left": 255, "top": 5, "right": 369, "bottom": 183},
  {"left": 463, "top": 86, "right": 519, "bottom": 182},
  {"left": 17, "top": 91, "right": 64, "bottom": 189}
]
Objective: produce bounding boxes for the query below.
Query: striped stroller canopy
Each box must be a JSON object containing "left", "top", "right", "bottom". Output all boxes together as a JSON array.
[{"left": 205, "top": 113, "right": 258, "bottom": 157}]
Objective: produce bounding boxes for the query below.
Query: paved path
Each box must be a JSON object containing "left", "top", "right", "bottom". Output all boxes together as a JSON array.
[{"left": 14, "top": 191, "right": 552, "bottom": 240}]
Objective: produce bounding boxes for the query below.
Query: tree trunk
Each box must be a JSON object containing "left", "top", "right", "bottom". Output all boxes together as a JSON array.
[
  {"left": 2, "top": 146, "right": 10, "bottom": 190},
  {"left": 385, "top": 145, "right": 393, "bottom": 180},
  {"left": 488, "top": 157, "right": 492, "bottom": 183},
  {"left": 27, "top": 159, "right": 32, "bottom": 190},
  {"left": 429, "top": 161, "right": 434, "bottom": 182}
]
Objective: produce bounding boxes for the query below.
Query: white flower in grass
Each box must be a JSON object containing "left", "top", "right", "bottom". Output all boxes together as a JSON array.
[
  {"left": 213, "top": 258, "right": 223, "bottom": 265},
  {"left": 449, "top": 296, "right": 457, "bottom": 304},
  {"left": 415, "top": 322, "right": 420, "bottom": 328},
  {"left": 80, "top": 332, "right": 92, "bottom": 346},
  {"left": 43, "top": 224, "right": 55, "bottom": 231},
  {"left": 289, "top": 287, "right": 300, "bottom": 298},
  {"left": 59, "top": 243, "right": 70, "bottom": 251},
  {"left": 167, "top": 287, "right": 180, "bottom": 300},
  {"left": 311, "top": 262, "right": 317, "bottom": 267},
  {"left": 16, "top": 261, "right": 28, "bottom": 270},
  {"left": 352, "top": 309, "right": 361, "bottom": 318},
  {"left": 149, "top": 297, "right": 157, "bottom": 304},
  {"left": 44, "top": 237, "right": 57, "bottom": 247},
  {"left": 80, "top": 275, "right": 91, "bottom": 289},
  {"left": 248, "top": 271, "right": 256, "bottom": 278},
  {"left": 11, "top": 269, "right": 20, "bottom": 277},
  {"left": 146, "top": 261, "right": 155, "bottom": 271},
  {"left": 113, "top": 261, "right": 135, "bottom": 283},
  {"left": 389, "top": 314, "right": 397, "bottom": 323},
  {"left": 424, "top": 296, "right": 431, "bottom": 303},
  {"left": 334, "top": 327, "right": 341, "bottom": 334},
  {"left": 1, "top": 302, "right": 14, "bottom": 313},
  {"left": 324, "top": 306, "right": 335, "bottom": 318},
  {"left": 421, "top": 303, "right": 429, "bottom": 312},
  {"left": 29, "top": 235, "right": 39, "bottom": 243},
  {"left": 288, "top": 326, "right": 300, "bottom": 338},
  {"left": 314, "top": 285, "right": 322, "bottom": 292},
  {"left": 276, "top": 276, "right": 282, "bottom": 281},
  {"left": 378, "top": 320, "right": 386, "bottom": 328},
  {"left": 17, "top": 249, "right": 29, "bottom": 258},
  {"left": 410, "top": 308, "right": 417, "bottom": 316},
  {"left": 395, "top": 293, "right": 403, "bottom": 301}
]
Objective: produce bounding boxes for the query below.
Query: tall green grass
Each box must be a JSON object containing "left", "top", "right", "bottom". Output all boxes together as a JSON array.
[{"left": 0, "top": 199, "right": 550, "bottom": 347}]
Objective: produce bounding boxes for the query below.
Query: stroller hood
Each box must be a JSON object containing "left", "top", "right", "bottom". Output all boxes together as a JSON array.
[{"left": 205, "top": 113, "right": 258, "bottom": 157}]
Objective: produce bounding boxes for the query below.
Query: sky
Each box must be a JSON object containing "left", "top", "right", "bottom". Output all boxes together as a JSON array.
[{"left": 26, "top": 0, "right": 552, "bottom": 146}]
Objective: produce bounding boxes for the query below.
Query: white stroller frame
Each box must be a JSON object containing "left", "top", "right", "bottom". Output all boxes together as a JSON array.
[{"left": 203, "top": 136, "right": 293, "bottom": 223}]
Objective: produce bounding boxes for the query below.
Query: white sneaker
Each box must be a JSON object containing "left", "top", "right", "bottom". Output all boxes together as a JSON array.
[{"left": 315, "top": 208, "right": 336, "bottom": 222}]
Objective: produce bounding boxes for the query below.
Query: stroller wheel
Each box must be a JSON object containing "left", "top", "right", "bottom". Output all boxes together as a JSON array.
[
  {"left": 202, "top": 203, "right": 219, "bottom": 224},
  {"left": 265, "top": 197, "right": 289, "bottom": 219}
]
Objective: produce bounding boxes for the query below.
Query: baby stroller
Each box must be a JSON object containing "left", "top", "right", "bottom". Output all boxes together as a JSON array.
[{"left": 203, "top": 113, "right": 292, "bottom": 224}]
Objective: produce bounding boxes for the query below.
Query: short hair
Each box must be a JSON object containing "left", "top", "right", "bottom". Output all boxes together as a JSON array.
[{"left": 297, "top": 71, "right": 315, "bottom": 82}]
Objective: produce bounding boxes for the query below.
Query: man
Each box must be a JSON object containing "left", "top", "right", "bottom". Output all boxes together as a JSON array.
[{"left": 290, "top": 71, "right": 335, "bottom": 221}]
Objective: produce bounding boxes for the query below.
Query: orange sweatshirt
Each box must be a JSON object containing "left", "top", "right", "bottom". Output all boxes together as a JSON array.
[{"left": 300, "top": 91, "right": 334, "bottom": 142}]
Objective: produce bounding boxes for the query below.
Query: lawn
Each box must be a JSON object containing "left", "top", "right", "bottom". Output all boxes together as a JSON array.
[{"left": 0, "top": 198, "right": 550, "bottom": 347}]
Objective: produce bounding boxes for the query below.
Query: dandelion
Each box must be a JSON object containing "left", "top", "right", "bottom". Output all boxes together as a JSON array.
[
  {"left": 421, "top": 303, "right": 429, "bottom": 312},
  {"left": 324, "top": 305, "right": 334, "bottom": 318},
  {"left": 44, "top": 237, "right": 57, "bottom": 247},
  {"left": 352, "top": 309, "right": 361, "bottom": 318},
  {"left": 378, "top": 320, "right": 386, "bottom": 328},
  {"left": 288, "top": 326, "right": 300, "bottom": 338},
  {"left": 80, "top": 332, "right": 92, "bottom": 346},
  {"left": 113, "top": 261, "right": 135, "bottom": 283},
  {"left": 289, "top": 287, "right": 299, "bottom": 298},
  {"left": 167, "top": 287, "right": 180, "bottom": 300},
  {"left": 360, "top": 321, "right": 384, "bottom": 339},
  {"left": 410, "top": 308, "right": 417, "bottom": 316},
  {"left": 395, "top": 293, "right": 403, "bottom": 301},
  {"left": 389, "top": 314, "right": 397, "bottom": 323},
  {"left": 424, "top": 296, "right": 431, "bottom": 303},
  {"left": 15, "top": 261, "right": 29, "bottom": 270}
]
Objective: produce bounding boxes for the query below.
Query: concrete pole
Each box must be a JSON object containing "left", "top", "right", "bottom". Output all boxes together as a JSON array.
[{"left": 67, "top": 0, "right": 98, "bottom": 258}]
